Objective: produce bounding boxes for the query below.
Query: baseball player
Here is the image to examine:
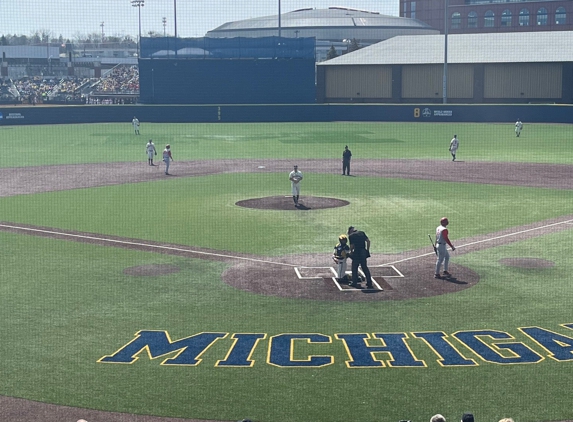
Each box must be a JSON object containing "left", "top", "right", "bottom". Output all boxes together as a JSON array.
[
  {"left": 434, "top": 217, "right": 456, "bottom": 279},
  {"left": 289, "top": 165, "right": 303, "bottom": 207},
  {"left": 342, "top": 145, "right": 352, "bottom": 176},
  {"left": 515, "top": 119, "right": 523, "bottom": 137},
  {"left": 132, "top": 116, "right": 140, "bottom": 135},
  {"left": 162, "top": 144, "right": 173, "bottom": 175},
  {"left": 449, "top": 135, "right": 459, "bottom": 161},
  {"left": 333, "top": 234, "right": 350, "bottom": 283},
  {"left": 145, "top": 139, "right": 157, "bottom": 166}
]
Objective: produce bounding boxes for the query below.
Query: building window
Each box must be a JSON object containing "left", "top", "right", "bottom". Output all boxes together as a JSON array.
[
  {"left": 555, "top": 7, "right": 566, "bottom": 25},
  {"left": 501, "top": 10, "right": 512, "bottom": 26},
  {"left": 411, "top": 2, "right": 416, "bottom": 19},
  {"left": 451, "top": 12, "right": 461, "bottom": 29},
  {"left": 484, "top": 10, "right": 495, "bottom": 27},
  {"left": 519, "top": 9, "right": 530, "bottom": 26},
  {"left": 537, "top": 7, "right": 548, "bottom": 25},
  {"left": 468, "top": 11, "right": 478, "bottom": 28}
]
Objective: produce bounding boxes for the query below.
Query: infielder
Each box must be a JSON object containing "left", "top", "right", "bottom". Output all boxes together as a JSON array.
[
  {"left": 332, "top": 234, "right": 350, "bottom": 283},
  {"left": 434, "top": 217, "right": 456, "bottom": 279},
  {"left": 163, "top": 144, "right": 173, "bottom": 175},
  {"left": 146, "top": 139, "right": 157, "bottom": 166},
  {"left": 289, "top": 165, "right": 303, "bottom": 207},
  {"left": 132, "top": 116, "right": 140, "bottom": 135},
  {"left": 515, "top": 119, "right": 523, "bottom": 137},
  {"left": 449, "top": 135, "right": 459, "bottom": 161}
]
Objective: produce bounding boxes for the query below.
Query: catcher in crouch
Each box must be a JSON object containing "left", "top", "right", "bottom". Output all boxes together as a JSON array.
[
  {"left": 289, "top": 165, "right": 303, "bottom": 207},
  {"left": 333, "top": 234, "right": 351, "bottom": 283}
]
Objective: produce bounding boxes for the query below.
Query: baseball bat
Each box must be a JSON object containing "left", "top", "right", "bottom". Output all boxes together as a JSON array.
[{"left": 428, "top": 234, "right": 438, "bottom": 255}]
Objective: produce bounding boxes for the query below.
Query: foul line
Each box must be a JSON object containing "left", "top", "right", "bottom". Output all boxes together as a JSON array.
[
  {"left": 382, "top": 218, "right": 573, "bottom": 267},
  {"left": 0, "top": 223, "right": 297, "bottom": 268}
]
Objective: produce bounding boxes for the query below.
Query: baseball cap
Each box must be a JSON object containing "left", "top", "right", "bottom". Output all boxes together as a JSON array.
[{"left": 461, "top": 413, "right": 474, "bottom": 422}]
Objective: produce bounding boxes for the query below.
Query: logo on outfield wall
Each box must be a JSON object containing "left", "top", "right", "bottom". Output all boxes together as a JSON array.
[
  {"left": 0, "top": 112, "right": 3, "bottom": 120},
  {"left": 422, "top": 108, "right": 432, "bottom": 118}
]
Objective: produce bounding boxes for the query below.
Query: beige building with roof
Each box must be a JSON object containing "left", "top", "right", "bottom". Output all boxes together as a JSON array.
[{"left": 317, "top": 31, "right": 573, "bottom": 103}]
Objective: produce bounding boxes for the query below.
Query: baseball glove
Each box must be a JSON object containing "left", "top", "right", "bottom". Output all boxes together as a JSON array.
[{"left": 292, "top": 176, "right": 302, "bottom": 183}]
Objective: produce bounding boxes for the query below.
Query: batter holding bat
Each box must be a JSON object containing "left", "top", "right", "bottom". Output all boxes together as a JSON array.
[
  {"left": 434, "top": 217, "right": 456, "bottom": 279},
  {"left": 289, "top": 165, "right": 303, "bottom": 207}
]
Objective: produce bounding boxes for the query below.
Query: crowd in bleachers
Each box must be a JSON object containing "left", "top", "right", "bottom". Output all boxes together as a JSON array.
[
  {"left": 92, "top": 65, "right": 139, "bottom": 94},
  {"left": 0, "top": 64, "right": 140, "bottom": 104}
]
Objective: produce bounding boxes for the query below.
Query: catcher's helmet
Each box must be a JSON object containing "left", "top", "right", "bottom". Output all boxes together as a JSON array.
[{"left": 338, "top": 234, "right": 348, "bottom": 242}]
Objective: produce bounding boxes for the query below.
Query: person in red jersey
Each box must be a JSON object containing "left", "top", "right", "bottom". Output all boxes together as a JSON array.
[{"left": 434, "top": 217, "right": 456, "bottom": 279}]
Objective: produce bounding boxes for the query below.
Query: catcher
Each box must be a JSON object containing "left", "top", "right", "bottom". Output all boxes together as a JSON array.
[
  {"left": 333, "top": 234, "right": 351, "bottom": 283},
  {"left": 289, "top": 165, "right": 303, "bottom": 207}
]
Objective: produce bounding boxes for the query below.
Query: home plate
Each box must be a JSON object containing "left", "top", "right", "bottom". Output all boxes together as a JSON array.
[{"left": 332, "top": 277, "right": 386, "bottom": 292}]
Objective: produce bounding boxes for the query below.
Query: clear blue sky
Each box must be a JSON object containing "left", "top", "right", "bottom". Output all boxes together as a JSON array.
[{"left": 3, "top": 1, "right": 399, "bottom": 40}]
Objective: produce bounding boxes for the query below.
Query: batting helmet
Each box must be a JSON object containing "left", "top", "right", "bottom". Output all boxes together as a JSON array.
[{"left": 440, "top": 217, "right": 449, "bottom": 225}]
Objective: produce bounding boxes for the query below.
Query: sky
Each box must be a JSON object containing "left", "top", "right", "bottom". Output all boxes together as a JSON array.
[{"left": 2, "top": 0, "right": 399, "bottom": 41}]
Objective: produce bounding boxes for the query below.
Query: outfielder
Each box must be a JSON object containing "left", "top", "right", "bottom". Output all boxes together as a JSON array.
[
  {"left": 449, "top": 135, "right": 459, "bottom": 161},
  {"left": 289, "top": 165, "right": 303, "bottom": 207},
  {"left": 515, "top": 119, "right": 523, "bottom": 137},
  {"left": 132, "top": 116, "right": 140, "bottom": 135},
  {"left": 146, "top": 139, "right": 157, "bottom": 166},
  {"left": 332, "top": 234, "right": 350, "bottom": 283},
  {"left": 163, "top": 144, "right": 173, "bottom": 175},
  {"left": 434, "top": 217, "right": 456, "bottom": 279}
]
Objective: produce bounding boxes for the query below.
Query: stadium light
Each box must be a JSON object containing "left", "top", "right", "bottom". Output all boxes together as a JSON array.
[
  {"left": 131, "top": 0, "right": 145, "bottom": 56},
  {"left": 162, "top": 17, "right": 167, "bottom": 37},
  {"left": 174, "top": 0, "right": 177, "bottom": 38}
]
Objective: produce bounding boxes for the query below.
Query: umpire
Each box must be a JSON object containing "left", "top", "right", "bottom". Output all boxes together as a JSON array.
[
  {"left": 342, "top": 145, "right": 352, "bottom": 176},
  {"left": 347, "top": 226, "right": 373, "bottom": 288}
]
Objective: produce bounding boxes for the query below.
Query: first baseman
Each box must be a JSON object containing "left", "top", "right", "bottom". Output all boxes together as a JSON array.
[
  {"left": 289, "top": 165, "right": 303, "bottom": 207},
  {"left": 434, "top": 217, "right": 456, "bottom": 279},
  {"left": 449, "top": 135, "right": 459, "bottom": 161},
  {"left": 146, "top": 139, "right": 157, "bottom": 166}
]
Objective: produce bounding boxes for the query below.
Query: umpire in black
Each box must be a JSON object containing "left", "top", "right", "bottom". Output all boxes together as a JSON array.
[
  {"left": 347, "top": 226, "right": 373, "bottom": 288},
  {"left": 342, "top": 145, "right": 352, "bottom": 176}
]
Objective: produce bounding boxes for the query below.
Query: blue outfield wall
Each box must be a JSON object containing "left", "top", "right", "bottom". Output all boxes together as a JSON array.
[{"left": 0, "top": 103, "right": 572, "bottom": 126}]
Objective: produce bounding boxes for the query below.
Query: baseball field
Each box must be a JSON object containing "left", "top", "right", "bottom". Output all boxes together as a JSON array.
[{"left": 1, "top": 121, "right": 573, "bottom": 422}]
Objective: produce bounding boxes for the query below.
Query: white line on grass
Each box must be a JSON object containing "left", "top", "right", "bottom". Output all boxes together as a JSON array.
[
  {"left": 0, "top": 223, "right": 297, "bottom": 268},
  {"left": 381, "top": 218, "right": 573, "bottom": 267}
]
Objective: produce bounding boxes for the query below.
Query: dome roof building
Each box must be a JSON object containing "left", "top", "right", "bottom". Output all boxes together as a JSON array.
[{"left": 206, "top": 7, "right": 439, "bottom": 61}]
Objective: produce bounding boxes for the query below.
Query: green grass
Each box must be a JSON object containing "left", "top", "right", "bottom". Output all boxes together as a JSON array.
[
  {"left": 0, "top": 173, "right": 572, "bottom": 254},
  {"left": 1, "top": 121, "right": 573, "bottom": 167},
  {"left": 1, "top": 121, "right": 573, "bottom": 422}
]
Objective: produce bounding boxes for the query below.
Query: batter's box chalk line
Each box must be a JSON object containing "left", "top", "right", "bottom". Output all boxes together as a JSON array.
[
  {"left": 295, "top": 265, "right": 403, "bottom": 279},
  {"left": 295, "top": 265, "right": 403, "bottom": 283}
]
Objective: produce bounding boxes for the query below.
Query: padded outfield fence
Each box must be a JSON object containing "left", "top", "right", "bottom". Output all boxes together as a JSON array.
[{"left": 1, "top": 103, "right": 573, "bottom": 126}]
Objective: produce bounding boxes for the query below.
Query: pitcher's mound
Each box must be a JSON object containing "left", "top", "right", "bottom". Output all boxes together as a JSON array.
[{"left": 236, "top": 196, "right": 349, "bottom": 210}]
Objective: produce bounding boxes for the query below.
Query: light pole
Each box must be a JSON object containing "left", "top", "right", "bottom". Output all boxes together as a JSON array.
[
  {"left": 100, "top": 22, "right": 105, "bottom": 45},
  {"left": 131, "top": 0, "right": 145, "bottom": 56},
  {"left": 278, "top": 0, "right": 282, "bottom": 37},
  {"left": 443, "top": 0, "right": 448, "bottom": 104},
  {"left": 162, "top": 17, "right": 167, "bottom": 37},
  {"left": 174, "top": 0, "right": 177, "bottom": 38}
]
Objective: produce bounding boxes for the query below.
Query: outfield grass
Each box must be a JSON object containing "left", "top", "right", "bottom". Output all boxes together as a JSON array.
[
  {"left": 1, "top": 121, "right": 573, "bottom": 167},
  {"left": 1, "top": 122, "right": 573, "bottom": 422}
]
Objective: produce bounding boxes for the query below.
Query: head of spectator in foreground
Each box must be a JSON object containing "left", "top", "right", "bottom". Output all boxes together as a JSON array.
[
  {"left": 431, "top": 414, "right": 446, "bottom": 422},
  {"left": 461, "top": 413, "right": 474, "bottom": 422}
]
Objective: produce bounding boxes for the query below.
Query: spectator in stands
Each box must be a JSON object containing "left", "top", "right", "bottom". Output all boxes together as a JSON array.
[{"left": 461, "top": 413, "right": 475, "bottom": 422}]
